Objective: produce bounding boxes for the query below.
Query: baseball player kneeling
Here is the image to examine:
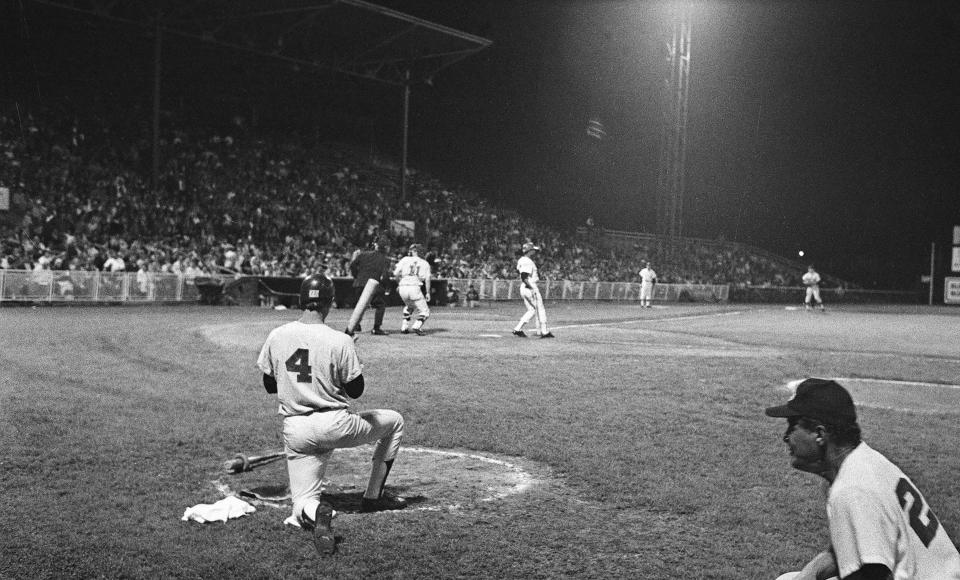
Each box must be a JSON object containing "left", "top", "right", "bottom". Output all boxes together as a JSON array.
[{"left": 257, "top": 274, "right": 408, "bottom": 556}]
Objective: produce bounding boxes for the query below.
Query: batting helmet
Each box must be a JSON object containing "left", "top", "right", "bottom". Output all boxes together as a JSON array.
[
  {"left": 299, "top": 274, "right": 334, "bottom": 311},
  {"left": 521, "top": 242, "right": 541, "bottom": 253}
]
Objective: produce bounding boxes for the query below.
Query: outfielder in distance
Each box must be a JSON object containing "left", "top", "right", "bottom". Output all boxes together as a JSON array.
[
  {"left": 256, "top": 274, "right": 407, "bottom": 555},
  {"left": 393, "top": 243, "right": 432, "bottom": 336},
  {"left": 766, "top": 378, "right": 960, "bottom": 580},
  {"left": 638, "top": 261, "right": 657, "bottom": 308},
  {"left": 512, "top": 242, "right": 554, "bottom": 338},
  {"left": 345, "top": 238, "right": 392, "bottom": 336},
  {"left": 802, "top": 265, "right": 825, "bottom": 312}
]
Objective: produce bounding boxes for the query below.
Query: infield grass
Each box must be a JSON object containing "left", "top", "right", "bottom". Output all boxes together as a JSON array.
[{"left": 1, "top": 301, "right": 958, "bottom": 579}]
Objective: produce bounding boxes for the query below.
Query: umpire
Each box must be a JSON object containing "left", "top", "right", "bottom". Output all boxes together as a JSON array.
[{"left": 347, "top": 237, "right": 392, "bottom": 335}]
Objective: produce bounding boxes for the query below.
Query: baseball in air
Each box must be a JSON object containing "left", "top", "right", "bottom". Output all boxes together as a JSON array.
[{"left": 798, "top": 250, "right": 805, "bottom": 257}]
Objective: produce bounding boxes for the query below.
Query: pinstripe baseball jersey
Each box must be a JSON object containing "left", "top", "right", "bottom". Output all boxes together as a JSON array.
[
  {"left": 256, "top": 321, "right": 361, "bottom": 417},
  {"left": 828, "top": 443, "right": 960, "bottom": 579},
  {"left": 517, "top": 255, "right": 539, "bottom": 283},
  {"left": 394, "top": 256, "right": 431, "bottom": 287}
]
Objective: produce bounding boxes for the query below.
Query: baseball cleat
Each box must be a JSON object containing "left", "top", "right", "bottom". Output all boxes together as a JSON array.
[
  {"left": 512, "top": 330, "right": 527, "bottom": 337},
  {"left": 311, "top": 502, "right": 336, "bottom": 555},
  {"left": 400, "top": 329, "right": 410, "bottom": 334},
  {"left": 371, "top": 328, "right": 389, "bottom": 335},
  {"left": 360, "top": 492, "right": 408, "bottom": 513},
  {"left": 343, "top": 328, "right": 355, "bottom": 337},
  {"left": 414, "top": 329, "right": 426, "bottom": 336},
  {"left": 540, "top": 332, "right": 555, "bottom": 339}
]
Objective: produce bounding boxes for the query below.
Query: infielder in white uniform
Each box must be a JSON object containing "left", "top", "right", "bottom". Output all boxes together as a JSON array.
[
  {"left": 257, "top": 275, "right": 407, "bottom": 555},
  {"left": 802, "top": 265, "right": 825, "bottom": 312},
  {"left": 766, "top": 378, "right": 960, "bottom": 580},
  {"left": 638, "top": 261, "right": 657, "bottom": 308},
  {"left": 513, "top": 242, "right": 554, "bottom": 338},
  {"left": 393, "top": 243, "right": 431, "bottom": 336}
]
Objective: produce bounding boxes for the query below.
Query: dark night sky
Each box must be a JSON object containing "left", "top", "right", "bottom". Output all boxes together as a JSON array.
[
  {"left": 390, "top": 0, "right": 960, "bottom": 283},
  {"left": 3, "top": 0, "right": 959, "bottom": 285}
]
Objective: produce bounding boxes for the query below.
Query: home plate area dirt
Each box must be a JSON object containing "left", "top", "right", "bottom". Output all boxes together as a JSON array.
[{"left": 214, "top": 445, "right": 547, "bottom": 515}]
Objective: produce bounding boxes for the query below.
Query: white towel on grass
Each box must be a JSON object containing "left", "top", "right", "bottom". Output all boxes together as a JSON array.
[{"left": 182, "top": 496, "right": 256, "bottom": 523}]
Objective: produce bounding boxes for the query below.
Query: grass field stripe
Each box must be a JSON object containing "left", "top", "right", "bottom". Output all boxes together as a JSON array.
[{"left": 552, "top": 309, "right": 745, "bottom": 331}]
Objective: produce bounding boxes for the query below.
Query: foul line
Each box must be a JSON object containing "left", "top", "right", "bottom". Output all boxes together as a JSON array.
[
  {"left": 835, "top": 377, "right": 960, "bottom": 390},
  {"left": 551, "top": 309, "right": 745, "bottom": 331}
]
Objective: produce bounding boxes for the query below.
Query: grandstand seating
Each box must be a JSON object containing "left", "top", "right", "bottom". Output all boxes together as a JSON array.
[{"left": 0, "top": 103, "right": 845, "bottom": 290}]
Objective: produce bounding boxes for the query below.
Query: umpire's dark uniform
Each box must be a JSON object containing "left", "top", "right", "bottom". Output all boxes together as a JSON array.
[{"left": 350, "top": 244, "right": 391, "bottom": 334}]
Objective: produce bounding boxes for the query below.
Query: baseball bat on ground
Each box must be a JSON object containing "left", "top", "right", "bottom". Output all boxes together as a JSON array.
[
  {"left": 223, "top": 451, "right": 286, "bottom": 474},
  {"left": 346, "top": 278, "right": 381, "bottom": 333}
]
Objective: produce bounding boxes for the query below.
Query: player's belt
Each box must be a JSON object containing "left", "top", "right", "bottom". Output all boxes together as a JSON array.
[{"left": 305, "top": 407, "right": 344, "bottom": 415}]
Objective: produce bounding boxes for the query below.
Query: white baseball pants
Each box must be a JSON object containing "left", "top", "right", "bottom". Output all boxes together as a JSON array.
[
  {"left": 518, "top": 285, "right": 547, "bottom": 334},
  {"left": 282, "top": 408, "right": 404, "bottom": 524}
]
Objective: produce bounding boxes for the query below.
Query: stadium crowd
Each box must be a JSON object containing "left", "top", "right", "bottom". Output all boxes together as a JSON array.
[{"left": 1, "top": 104, "right": 812, "bottom": 288}]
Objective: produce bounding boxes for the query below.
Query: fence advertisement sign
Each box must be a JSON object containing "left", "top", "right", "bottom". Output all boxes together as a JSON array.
[{"left": 946, "top": 277, "right": 960, "bottom": 305}]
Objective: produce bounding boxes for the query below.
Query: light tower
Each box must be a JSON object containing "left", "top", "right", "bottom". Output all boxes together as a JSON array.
[{"left": 655, "top": 5, "right": 691, "bottom": 241}]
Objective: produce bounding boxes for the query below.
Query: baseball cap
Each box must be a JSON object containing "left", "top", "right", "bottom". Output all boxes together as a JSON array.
[
  {"left": 764, "top": 378, "right": 857, "bottom": 426},
  {"left": 521, "top": 242, "right": 541, "bottom": 252}
]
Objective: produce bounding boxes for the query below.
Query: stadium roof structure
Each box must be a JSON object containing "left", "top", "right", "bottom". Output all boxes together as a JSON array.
[
  {"left": 22, "top": 0, "right": 492, "bottom": 198},
  {"left": 24, "top": 0, "right": 493, "bottom": 87}
]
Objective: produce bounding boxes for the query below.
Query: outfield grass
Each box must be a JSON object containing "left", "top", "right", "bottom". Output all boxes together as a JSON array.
[{"left": 2, "top": 302, "right": 958, "bottom": 579}]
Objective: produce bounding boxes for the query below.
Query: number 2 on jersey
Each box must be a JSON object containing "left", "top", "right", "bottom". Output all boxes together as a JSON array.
[
  {"left": 285, "top": 348, "right": 311, "bottom": 383},
  {"left": 897, "top": 477, "right": 940, "bottom": 547}
]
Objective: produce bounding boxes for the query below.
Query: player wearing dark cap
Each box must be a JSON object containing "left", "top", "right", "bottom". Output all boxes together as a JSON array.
[
  {"left": 346, "top": 238, "right": 392, "bottom": 336},
  {"left": 256, "top": 275, "right": 407, "bottom": 556},
  {"left": 767, "top": 378, "right": 960, "bottom": 580}
]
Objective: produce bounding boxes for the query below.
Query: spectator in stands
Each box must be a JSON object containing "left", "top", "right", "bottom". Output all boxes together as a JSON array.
[
  {"left": 446, "top": 285, "right": 460, "bottom": 307},
  {"left": 102, "top": 250, "right": 125, "bottom": 273},
  {"left": 0, "top": 104, "right": 825, "bottom": 293},
  {"left": 465, "top": 284, "right": 480, "bottom": 308}
]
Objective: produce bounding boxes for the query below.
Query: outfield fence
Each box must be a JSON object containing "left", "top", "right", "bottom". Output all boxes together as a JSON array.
[
  {"left": 446, "top": 278, "right": 729, "bottom": 303},
  {"left": 0, "top": 269, "right": 730, "bottom": 305},
  {"left": 0, "top": 269, "right": 204, "bottom": 303}
]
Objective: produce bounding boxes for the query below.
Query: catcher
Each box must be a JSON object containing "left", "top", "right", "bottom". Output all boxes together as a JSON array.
[{"left": 257, "top": 274, "right": 407, "bottom": 555}]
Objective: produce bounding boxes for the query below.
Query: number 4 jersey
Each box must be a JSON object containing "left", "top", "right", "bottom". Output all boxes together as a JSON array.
[
  {"left": 827, "top": 442, "right": 960, "bottom": 579},
  {"left": 257, "top": 321, "right": 362, "bottom": 416}
]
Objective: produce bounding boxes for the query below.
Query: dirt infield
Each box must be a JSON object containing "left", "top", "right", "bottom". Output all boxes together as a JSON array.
[{"left": 213, "top": 445, "right": 550, "bottom": 518}]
